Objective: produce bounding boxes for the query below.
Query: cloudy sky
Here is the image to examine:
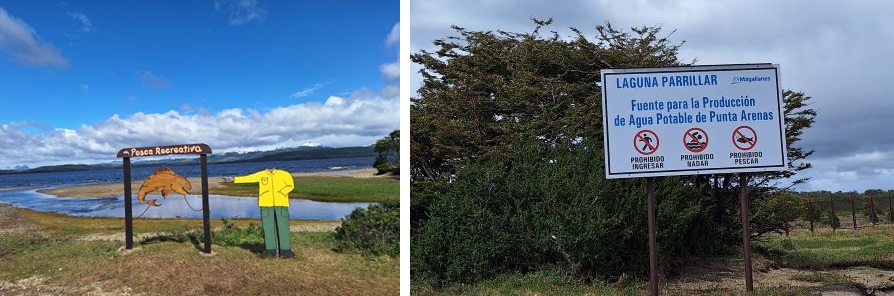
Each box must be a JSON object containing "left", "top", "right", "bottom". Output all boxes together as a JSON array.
[
  {"left": 0, "top": 1, "right": 398, "bottom": 168},
  {"left": 411, "top": 0, "right": 894, "bottom": 192}
]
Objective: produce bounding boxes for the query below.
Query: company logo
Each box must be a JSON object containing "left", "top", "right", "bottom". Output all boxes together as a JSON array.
[{"left": 731, "top": 76, "right": 771, "bottom": 84}]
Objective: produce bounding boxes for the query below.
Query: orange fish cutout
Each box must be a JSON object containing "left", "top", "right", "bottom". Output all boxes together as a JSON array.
[{"left": 137, "top": 167, "right": 191, "bottom": 207}]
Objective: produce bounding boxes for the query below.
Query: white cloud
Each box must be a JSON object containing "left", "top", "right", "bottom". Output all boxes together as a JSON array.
[
  {"left": 380, "top": 61, "right": 399, "bottom": 81},
  {"left": 0, "top": 89, "right": 398, "bottom": 167},
  {"left": 0, "top": 7, "right": 68, "bottom": 67},
  {"left": 291, "top": 81, "right": 332, "bottom": 98},
  {"left": 67, "top": 12, "right": 93, "bottom": 32},
  {"left": 135, "top": 71, "right": 170, "bottom": 89},
  {"left": 215, "top": 0, "right": 267, "bottom": 26},
  {"left": 79, "top": 84, "right": 89, "bottom": 90},
  {"left": 385, "top": 22, "right": 399, "bottom": 47},
  {"left": 324, "top": 96, "right": 344, "bottom": 106}
]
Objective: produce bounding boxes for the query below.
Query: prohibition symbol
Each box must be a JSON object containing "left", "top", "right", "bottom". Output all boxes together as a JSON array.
[
  {"left": 732, "top": 125, "right": 757, "bottom": 151},
  {"left": 683, "top": 127, "right": 708, "bottom": 153},
  {"left": 634, "top": 130, "right": 659, "bottom": 155}
]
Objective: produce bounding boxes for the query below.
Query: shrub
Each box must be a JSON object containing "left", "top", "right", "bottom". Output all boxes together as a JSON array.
[
  {"left": 141, "top": 218, "right": 265, "bottom": 251},
  {"left": 411, "top": 140, "right": 715, "bottom": 285},
  {"left": 335, "top": 201, "right": 399, "bottom": 256},
  {"left": 753, "top": 237, "right": 795, "bottom": 259},
  {"left": 373, "top": 155, "right": 396, "bottom": 175}
]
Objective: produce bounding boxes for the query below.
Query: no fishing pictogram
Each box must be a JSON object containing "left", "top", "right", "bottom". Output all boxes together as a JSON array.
[
  {"left": 683, "top": 127, "right": 708, "bottom": 153},
  {"left": 634, "top": 130, "right": 659, "bottom": 155},
  {"left": 732, "top": 126, "right": 757, "bottom": 151}
]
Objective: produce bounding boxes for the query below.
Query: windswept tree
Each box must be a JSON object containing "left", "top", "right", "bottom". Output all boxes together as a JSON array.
[{"left": 373, "top": 129, "right": 399, "bottom": 174}]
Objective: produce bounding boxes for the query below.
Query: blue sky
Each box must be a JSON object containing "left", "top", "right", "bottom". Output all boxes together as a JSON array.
[{"left": 0, "top": 1, "right": 399, "bottom": 168}]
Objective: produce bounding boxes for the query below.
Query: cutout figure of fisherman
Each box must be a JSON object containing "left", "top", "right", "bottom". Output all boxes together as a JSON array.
[{"left": 232, "top": 168, "right": 296, "bottom": 258}]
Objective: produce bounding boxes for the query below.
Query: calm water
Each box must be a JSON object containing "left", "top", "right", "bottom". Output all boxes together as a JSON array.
[
  {"left": 0, "top": 188, "right": 369, "bottom": 220},
  {"left": 0, "top": 157, "right": 375, "bottom": 219},
  {"left": 0, "top": 157, "right": 376, "bottom": 189}
]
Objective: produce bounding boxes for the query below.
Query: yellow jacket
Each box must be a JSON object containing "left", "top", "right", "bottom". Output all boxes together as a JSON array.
[{"left": 234, "top": 169, "right": 294, "bottom": 207}]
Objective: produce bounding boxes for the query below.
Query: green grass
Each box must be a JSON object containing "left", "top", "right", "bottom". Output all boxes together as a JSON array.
[
  {"left": 412, "top": 271, "right": 643, "bottom": 296},
  {"left": 755, "top": 228, "right": 894, "bottom": 269},
  {"left": 213, "top": 176, "right": 398, "bottom": 203},
  {"left": 789, "top": 272, "right": 854, "bottom": 286},
  {"left": 411, "top": 271, "right": 811, "bottom": 296}
]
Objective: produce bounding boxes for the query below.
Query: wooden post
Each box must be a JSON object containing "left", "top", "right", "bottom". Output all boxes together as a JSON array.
[
  {"left": 870, "top": 194, "right": 877, "bottom": 225},
  {"left": 647, "top": 177, "right": 658, "bottom": 296},
  {"left": 739, "top": 174, "right": 753, "bottom": 292},
  {"left": 124, "top": 157, "right": 133, "bottom": 250},
  {"left": 830, "top": 194, "right": 836, "bottom": 232},
  {"left": 889, "top": 195, "right": 893, "bottom": 224},
  {"left": 851, "top": 195, "right": 857, "bottom": 230},
  {"left": 201, "top": 154, "right": 212, "bottom": 254},
  {"left": 808, "top": 196, "right": 814, "bottom": 233}
]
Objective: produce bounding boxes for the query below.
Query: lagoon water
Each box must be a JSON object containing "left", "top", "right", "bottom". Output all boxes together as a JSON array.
[
  {"left": 0, "top": 157, "right": 376, "bottom": 220},
  {"left": 0, "top": 188, "right": 369, "bottom": 220}
]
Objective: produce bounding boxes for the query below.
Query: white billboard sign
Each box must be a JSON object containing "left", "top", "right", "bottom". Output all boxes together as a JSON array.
[{"left": 601, "top": 64, "right": 787, "bottom": 179}]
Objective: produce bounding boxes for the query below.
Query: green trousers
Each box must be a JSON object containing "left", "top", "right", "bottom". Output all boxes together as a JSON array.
[{"left": 260, "top": 206, "right": 291, "bottom": 251}]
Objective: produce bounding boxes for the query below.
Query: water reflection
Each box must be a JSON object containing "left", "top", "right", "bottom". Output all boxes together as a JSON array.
[{"left": 0, "top": 188, "right": 369, "bottom": 220}]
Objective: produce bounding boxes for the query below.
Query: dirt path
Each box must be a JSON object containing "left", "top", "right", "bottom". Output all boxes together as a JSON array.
[{"left": 667, "top": 256, "right": 894, "bottom": 295}]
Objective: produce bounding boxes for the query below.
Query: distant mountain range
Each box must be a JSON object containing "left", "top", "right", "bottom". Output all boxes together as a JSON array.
[{"left": 0, "top": 145, "right": 377, "bottom": 175}]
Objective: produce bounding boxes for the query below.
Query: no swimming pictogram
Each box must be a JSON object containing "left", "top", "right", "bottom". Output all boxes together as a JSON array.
[
  {"left": 683, "top": 127, "right": 708, "bottom": 153},
  {"left": 634, "top": 130, "right": 659, "bottom": 155},
  {"left": 732, "top": 126, "right": 757, "bottom": 151}
]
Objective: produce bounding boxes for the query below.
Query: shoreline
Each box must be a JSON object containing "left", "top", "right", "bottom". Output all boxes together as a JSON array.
[{"left": 36, "top": 168, "right": 388, "bottom": 199}]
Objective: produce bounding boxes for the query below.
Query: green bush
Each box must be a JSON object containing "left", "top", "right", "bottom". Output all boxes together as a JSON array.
[
  {"left": 141, "top": 218, "right": 265, "bottom": 251},
  {"left": 753, "top": 237, "right": 795, "bottom": 259},
  {"left": 821, "top": 211, "right": 841, "bottom": 229},
  {"left": 373, "top": 155, "right": 396, "bottom": 175},
  {"left": 211, "top": 218, "right": 265, "bottom": 249},
  {"left": 334, "top": 201, "right": 399, "bottom": 256},
  {"left": 411, "top": 141, "right": 715, "bottom": 285}
]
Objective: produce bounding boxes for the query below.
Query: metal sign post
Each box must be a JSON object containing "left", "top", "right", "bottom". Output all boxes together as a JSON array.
[
  {"left": 647, "top": 178, "right": 659, "bottom": 296},
  {"left": 117, "top": 143, "right": 213, "bottom": 253},
  {"left": 738, "top": 174, "right": 753, "bottom": 292}
]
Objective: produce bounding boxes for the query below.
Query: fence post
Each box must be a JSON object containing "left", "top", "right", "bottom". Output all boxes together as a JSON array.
[
  {"left": 808, "top": 196, "right": 814, "bottom": 233},
  {"left": 830, "top": 194, "right": 836, "bottom": 232},
  {"left": 851, "top": 194, "right": 857, "bottom": 230}
]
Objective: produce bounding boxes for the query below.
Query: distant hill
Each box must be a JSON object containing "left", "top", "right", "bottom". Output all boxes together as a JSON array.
[
  {"left": 4, "top": 164, "right": 103, "bottom": 174},
  {"left": 0, "top": 145, "right": 378, "bottom": 174}
]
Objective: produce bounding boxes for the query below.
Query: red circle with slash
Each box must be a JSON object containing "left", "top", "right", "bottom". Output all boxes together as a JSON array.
[
  {"left": 683, "top": 127, "right": 709, "bottom": 153},
  {"left": 732, "top": 126, "right": 757, "bottom": 151},
  {"left": 633, "top": 130, "right": 660, "bottom": 155}
]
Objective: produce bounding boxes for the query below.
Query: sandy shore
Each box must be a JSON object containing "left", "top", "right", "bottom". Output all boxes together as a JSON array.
[
  {"left": 38, "top": 168, "right": 387, "bottom": 198},
  {"left": 0, "top": 187, "right": 37, "bottom": 192}
]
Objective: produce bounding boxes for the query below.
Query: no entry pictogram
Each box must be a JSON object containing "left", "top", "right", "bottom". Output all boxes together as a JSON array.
[
  {"left": 634, "top": 130, "right": 659, "bottom": 155},
  {"left": 732, "top": 126, "right": 757, "bottom": 151},
  {"left": 683, "top": 127, "right": 708, "bottom": 153}
]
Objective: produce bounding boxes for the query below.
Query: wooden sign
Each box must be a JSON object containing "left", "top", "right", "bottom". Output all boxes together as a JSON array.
[{"left": 117, "top": 143, "right": 212, "bottom": 158}]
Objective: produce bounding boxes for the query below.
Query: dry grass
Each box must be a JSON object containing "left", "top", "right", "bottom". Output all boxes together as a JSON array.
[{"left": 0, "top": 205, "right": 398, "bottom": 295}]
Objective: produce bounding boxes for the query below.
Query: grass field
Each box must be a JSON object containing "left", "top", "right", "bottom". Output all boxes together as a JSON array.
[
  {"left": 214, "top": 176, "right": 399, "bottom": 203},
  {"left": 755, "top": 227, "right": 894, "bottom": 269},
  {"left": 410, "top": 271, "right": 811, "bottom": 296},
  {"left": 414, "top": 226, "right": 894, "bottom": 295},
  {"left": 0, "top": 206, "right": 398, "bottom": 295}
]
